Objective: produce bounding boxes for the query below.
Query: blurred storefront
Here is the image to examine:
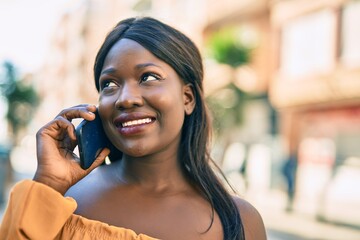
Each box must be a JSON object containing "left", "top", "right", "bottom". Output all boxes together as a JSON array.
[
  {"left": 203, "top": 0, "right": 360, "bottom": 228},
  {"left": 269, "top": 0, "right": 360, "bottom": 226}
]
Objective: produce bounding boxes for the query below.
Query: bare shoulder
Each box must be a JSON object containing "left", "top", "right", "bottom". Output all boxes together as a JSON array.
[
  {"left": 65, "top": 164, "right": 113, "bottom": 200},
  {"left": 232, "top": 196, "right": 267, "bottom": 240}
]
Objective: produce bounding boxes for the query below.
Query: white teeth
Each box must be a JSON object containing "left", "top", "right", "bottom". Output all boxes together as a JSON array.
[{"left": 122, "top": 118, "right": 152, "bottom": 127}]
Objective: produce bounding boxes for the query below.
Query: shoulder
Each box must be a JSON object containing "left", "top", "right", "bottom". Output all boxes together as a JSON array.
[
  {"left": 65, "top": 164, "right": 113, "bottom": 201},
  {"left": 232, "top": 196, "right": 267, "bottom": 240}
]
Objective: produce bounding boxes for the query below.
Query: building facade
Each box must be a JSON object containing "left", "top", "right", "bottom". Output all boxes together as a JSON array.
[
  {"left": 203, "top": 0, "right": 360, "bottom": 226},
  {"left": 270, "top": 0, "right": 360, "bottom": 225}
]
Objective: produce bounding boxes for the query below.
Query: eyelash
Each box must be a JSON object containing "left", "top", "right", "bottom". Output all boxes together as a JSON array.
[
  {"left": 139, "top": 72, "right": 162, "bottom": 83},
  {"left": 101, "top": 80, "right": 117, "bottom": 90},
  {"left": 100, "top": 72, "right": 163, "bottom": 91}
]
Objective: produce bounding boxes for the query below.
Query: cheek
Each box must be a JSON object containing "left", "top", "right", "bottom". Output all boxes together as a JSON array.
[
  {"left": 98, "top": 96, "right": 118, "bottom": 146},
  {"left": 150, "top": 89, "right": 185, "bottom": 125},
  {"left": 98, "top": 94, "right": 116, "bottom": 122},
  {"left": 98, "top": 94, "right": 117, "bottom": 111},
  {"left": 150, "top": 86, "right": 184, "bottom": 110},
  {"left": 99, "top": 93, "right": 114, "bottom": 105}
]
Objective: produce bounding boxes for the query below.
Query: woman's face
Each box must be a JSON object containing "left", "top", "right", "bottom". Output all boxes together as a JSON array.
[{"left": 98, "top": 38, "right": 194, "bottom": 158}]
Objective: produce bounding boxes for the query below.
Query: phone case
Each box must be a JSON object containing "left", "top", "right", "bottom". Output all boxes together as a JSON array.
[{"left": 76, "top": 111, "right": 122, "bottom": 169}]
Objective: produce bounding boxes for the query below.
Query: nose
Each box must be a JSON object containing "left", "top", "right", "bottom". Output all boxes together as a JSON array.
[{"left": 115, "top": 82, "right": 144, "bottom": 109}]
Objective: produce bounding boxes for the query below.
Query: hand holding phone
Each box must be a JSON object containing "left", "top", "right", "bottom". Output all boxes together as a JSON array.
[
  {"left": 34, "top": 105, "right": 111, "bottom": 194},
  {"left": 76, "top": 110, "right": 122, "bottom": 169}
]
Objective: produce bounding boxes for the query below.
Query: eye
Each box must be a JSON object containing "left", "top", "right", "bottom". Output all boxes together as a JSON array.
[
  {"left": 101, "top": 81, "right": 118, "bottom": 90},
  {"left": 140, "top": 72, "right": 162, "bottom": 83}
]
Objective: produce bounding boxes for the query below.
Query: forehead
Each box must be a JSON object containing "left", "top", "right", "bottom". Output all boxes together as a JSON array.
[{"left": 103, "top": 38, "right": 160, "bottom": 67}]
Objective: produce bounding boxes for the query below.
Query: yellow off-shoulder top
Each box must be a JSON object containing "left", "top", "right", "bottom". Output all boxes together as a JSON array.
[{"left": 0, "top": 180, "right": 158, "bottom": 240}]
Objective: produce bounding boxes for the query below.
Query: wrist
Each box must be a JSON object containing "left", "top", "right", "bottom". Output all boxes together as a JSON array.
[{"left": 33, "top": 174, "right": 70, "bottom": 195}]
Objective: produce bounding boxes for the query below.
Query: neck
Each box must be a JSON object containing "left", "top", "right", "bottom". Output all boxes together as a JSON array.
[{"left": 112, "top": 151, "right": 189, "bottom": 194}]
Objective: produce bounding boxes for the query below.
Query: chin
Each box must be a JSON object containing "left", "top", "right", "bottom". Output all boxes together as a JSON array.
[{"left": 121, "top": 145, "right": 149, "bottom": 157}]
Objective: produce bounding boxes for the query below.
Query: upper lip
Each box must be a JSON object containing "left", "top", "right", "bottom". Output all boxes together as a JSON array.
[{"left": 113, "top": 113, "right": 156, "bottom": 127}]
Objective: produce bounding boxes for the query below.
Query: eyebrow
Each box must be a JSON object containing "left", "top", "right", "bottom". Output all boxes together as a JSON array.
[
  {"left": 134, "top": 62, "right": 163, "bottom": 70},
  {"left": 100, "top": 63, "right": 163, "bottom": 76},
  {"left": 101, "top": 68, "right": 116, "bottom": 75}
]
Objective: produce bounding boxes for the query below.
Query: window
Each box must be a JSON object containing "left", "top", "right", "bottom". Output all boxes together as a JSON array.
[
  {"left": 280, "top": 10, "right": 335, "bottom": 78},
  {"left": 341, "top": 1, "right": 360, "bottom": 68}
]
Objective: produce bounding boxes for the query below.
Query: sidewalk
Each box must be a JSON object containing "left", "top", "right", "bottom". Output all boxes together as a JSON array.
[
  {"left": 264, "top": 208, "right": 360, "bottom": 240},
  {"left": 248, "top": 190, "right": 360, "bottom": 240}
]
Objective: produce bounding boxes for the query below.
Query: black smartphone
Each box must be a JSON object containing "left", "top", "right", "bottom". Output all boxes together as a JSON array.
[{"left": 75, "top": 110, "right": 122, "bottom": 169}]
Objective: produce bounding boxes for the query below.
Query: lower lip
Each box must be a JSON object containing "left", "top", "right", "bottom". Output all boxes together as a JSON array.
[{"left": 116, "top": 122, "right": 154, "bottom": 136}]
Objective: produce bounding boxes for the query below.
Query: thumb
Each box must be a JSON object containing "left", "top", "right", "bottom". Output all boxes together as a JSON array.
[{"left": 85, "top": 148, "right": 110, "bottom": 173}]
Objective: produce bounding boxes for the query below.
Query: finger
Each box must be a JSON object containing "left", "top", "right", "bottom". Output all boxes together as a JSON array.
[
  {"left": 70, "top": 104, "right": 96, "bottom": 111},
  {"left": 39, "top": 116, "right": 76, "bottom": 142},
  {"left": 61, "top": 128, "right": 78, "bottom": 151},
  {"left": 63, "top": 147, "right": 79, "bottom": 161},
  {"left": 56, "top": 116, "right": 78, "bottom": 141},
  {"left": 54, "top": 116, "right": 77, "bottom": 141},
  {"left": 85, "top": 148, "right": 110, "bottom": 173},
  {"left": 64, "top": 104, "right": 97, "bottom": 112},
  {"left": 57, "top": 105, "right": 96, "bottom": 122}
]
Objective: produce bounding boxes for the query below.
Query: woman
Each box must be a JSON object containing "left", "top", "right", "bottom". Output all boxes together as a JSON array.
[{"left": 0, "top": 17, "right": 266, "bottom": 240}]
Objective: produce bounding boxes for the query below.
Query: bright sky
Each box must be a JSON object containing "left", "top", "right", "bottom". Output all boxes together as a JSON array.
[{"left": 0, "top": 0, "right": 71, "bottom": 74}]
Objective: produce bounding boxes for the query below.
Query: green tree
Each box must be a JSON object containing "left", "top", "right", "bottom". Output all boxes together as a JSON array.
[
  {"left": 207, "top": 27, "right": 253, "bottom": 68},
  {"left": 206, "top": 27, "right": 256, "bottom": 133},
  {"left": 0, "top": 61, "right": 39, "bottom": 143},
  {"left": 205, "top": 27, "right": 260, "bottom": 166},
  {"left": 0, "top": 61, "right": 39, "bottom": 204}
]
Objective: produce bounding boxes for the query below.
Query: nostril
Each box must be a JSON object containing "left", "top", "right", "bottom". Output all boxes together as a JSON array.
[
  {"left": 115, "top": 98, "right": 144, "bottom": 109},
  {"left": 115, "top": 95, "right": 144, "bottom": 109}
]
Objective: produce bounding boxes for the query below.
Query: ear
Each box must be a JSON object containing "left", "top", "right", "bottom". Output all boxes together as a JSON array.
[{"left": 183, "top": 84, "right": 195, "bottom": 115}]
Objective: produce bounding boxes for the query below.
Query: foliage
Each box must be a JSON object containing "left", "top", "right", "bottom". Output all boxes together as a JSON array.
[
  {"left": 206, "top": 83, "right": 267, "bottom": 135},
  {"left": 207, "top": 27, "right": 254, "bottom": 68},
  {"left": 206, "top": 27, "right": 257, "bottom": 134},
  {"left": 0, "top": 61, "right": 39, "bottom": 137},
  {"left": 206, "top": 83, "right": 248, "bottom": 133}
]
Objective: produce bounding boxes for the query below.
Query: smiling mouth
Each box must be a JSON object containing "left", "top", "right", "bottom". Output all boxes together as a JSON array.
[{"left": 120, "top": 118, "right": 154, "bottom": 127}]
